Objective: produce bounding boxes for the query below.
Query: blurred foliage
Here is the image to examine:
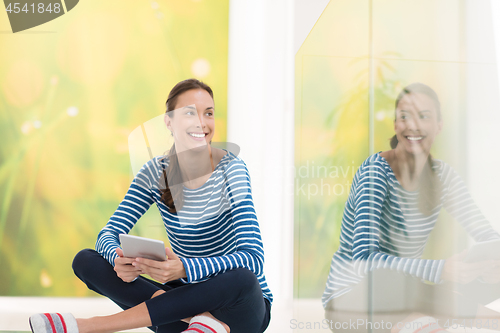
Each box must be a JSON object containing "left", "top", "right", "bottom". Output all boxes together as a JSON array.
[{"left": 0, "top": 0, "right": 229, "bottom": 296}]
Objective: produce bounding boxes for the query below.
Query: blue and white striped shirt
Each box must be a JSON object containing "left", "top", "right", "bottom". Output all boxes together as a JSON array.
[
  {"left": 96, "top": 151, "right": 273, "bottom": 304},
  {"left": 322, "top": 152, "right": 499, "bottom": 308}
]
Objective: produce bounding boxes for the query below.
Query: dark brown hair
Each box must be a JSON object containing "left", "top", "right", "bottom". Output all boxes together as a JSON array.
[
  {"left": 160, "top": 78, "right": 214, "bottom": 213},
  {"left": 390, "top": 83, "right": 442, "bottom": 216}
]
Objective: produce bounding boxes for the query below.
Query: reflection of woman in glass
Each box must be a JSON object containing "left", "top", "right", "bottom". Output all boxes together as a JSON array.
[
  {"left": 323, "top": 83, "right": 499, "bottom": 331},
  {"left": 30, "top": 79, "right": 272, "bottom": 333}
]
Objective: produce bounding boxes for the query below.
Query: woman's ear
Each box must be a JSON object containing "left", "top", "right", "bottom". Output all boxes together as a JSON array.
[
  {"left": 164, "top": 113, "right": 172, "bottom": 131},
  {"left": 436, "top": 119, "right": 443, "bottom": 135}
]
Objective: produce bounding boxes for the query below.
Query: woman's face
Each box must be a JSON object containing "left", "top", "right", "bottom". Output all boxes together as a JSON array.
[
  {"left": 394, "top": 92, "right": 443, "bottom": 155},
  {"left": 165, "top": 88, "right": 215, "bottom": 152}
]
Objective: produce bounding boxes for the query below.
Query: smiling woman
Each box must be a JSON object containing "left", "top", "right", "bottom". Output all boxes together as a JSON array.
[
  {"left": 28, "top": 79, "right": 272, "bottom": 333},
  {"left": 322, "top": 83, "right": 500, "bottom": 333}
]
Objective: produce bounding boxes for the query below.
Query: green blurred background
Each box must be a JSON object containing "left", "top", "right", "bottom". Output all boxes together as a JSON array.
[{"left": 0, "top": 0, "right": 229, "bottom": 296}]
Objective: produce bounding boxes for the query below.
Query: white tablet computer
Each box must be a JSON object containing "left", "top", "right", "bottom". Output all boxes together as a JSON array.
[
  {"left": 464, "top": 239, "right": 500, "bottom": 263},
  {"left": 119, "top": 234, "right": 166, "bottom": 261}
]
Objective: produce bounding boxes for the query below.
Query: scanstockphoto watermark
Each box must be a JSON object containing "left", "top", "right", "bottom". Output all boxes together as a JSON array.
[
  {"left": 295, "top": 178, "right": 353, "bottom": 200},
  {"left": 293, "top": 160, "right": 358, "bottom": 180},
  {"left": 292, "top": 160, "right": 359, "bottom": 200},
  {"left": 289, "top": 318, "right": 435, "bottom": 330}
]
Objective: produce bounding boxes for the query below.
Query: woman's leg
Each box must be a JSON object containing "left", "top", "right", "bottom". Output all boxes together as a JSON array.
[
  {"left": 73, "top": 249, "right": 189, "bottom": 332},
  {"left": 72, "top": 264, "right": 270, "bottom": 333},
  {"left": 76, "top": 303, "right": 151, "bottom": 333},
  {"left": 72, "top": 249, "right": 161, "bottom": 309},
  {"left": 145, "top": 268, "right": 271, "bottom": 333}
]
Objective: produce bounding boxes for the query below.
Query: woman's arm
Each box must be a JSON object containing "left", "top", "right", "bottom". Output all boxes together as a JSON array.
[
  {"left": 178, "top": 160, "right": 266, "bottom": 283},
  {"left": 440, "top": 162, "right": 500, "bottom": 241},
  {"left": 438, "top": 163, "right": 500, "bottom": 283},
  {"left": 95, "top": 159, "right": 157, "bottom": 266}
]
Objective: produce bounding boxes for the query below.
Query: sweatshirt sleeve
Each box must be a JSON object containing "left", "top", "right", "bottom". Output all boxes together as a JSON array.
[
  {"left": 441, "top": 163, "right": 500, "bottom": 242},
  {"left": 179, "top": 160, "right": 266, "bottom": 282},
  {"left": 95, "top": 159, "right": 157, "bottom": 266}
]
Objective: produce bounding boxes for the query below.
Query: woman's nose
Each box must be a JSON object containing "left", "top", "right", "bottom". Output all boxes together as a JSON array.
[
  {"left": 406, "top": 117, "right": 421, "bottom": 131},
  {"left": 198, "top": 115, "right": 206, "bottom": 128}
]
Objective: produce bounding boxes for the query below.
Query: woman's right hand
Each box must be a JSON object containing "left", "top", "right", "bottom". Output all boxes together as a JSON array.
[{"left": 114, "top": 248, "right": 143, "bottom": 283}]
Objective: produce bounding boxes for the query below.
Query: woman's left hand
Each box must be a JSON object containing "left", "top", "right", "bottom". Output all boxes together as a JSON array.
[{"left": 133, "top": 247, "right": 187, "bottom": 283}]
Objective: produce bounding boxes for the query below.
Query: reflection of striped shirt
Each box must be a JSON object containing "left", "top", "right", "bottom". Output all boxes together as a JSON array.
[
  {"left": 96, "top": 151, "right": 273, "bottom": 304},
  {"left": 323, "top": 152, "right": 499, "bottom": 308}
]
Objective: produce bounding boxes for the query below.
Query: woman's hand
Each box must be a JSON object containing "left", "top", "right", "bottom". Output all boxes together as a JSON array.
[
  {"left": 441, "top": 251, "right": 494, "bottom": 284},
  {"left": 114, "top": 248, "right": 143, "bottom": 283},
  {"left": 133, "top": 247, "right": 187, "bottom": 284}
]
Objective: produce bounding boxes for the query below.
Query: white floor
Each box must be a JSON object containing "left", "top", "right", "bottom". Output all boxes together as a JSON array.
[
  {"left": 0, "top": 297, "right": 140, "bottom": 332},
  {"left": 0, "top": 296, "right": 294, "bottom": 333},
  {"left": 1, "top": 297, "right": 499, "bottom": 333}
]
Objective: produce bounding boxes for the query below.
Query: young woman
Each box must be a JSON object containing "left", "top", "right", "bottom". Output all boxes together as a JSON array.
[
  {"left": 30, "top": 79, "right": 272, "bottom": 333},
  {"left": 323, "top": 83, "right": 500, "bottom": 331}
]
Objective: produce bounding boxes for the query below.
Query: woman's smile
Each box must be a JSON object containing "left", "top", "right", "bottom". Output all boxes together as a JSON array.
[
  {"left": 405, "top": 135, "right": 425, "bottom": 143},
  {"left": 188, "top": 131, "right": 209, "bottom": 141}
]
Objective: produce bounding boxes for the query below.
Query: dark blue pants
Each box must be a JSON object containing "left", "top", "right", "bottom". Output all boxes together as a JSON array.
[{"left": 72, "top": 249, "right": 271, "bottom": 333}]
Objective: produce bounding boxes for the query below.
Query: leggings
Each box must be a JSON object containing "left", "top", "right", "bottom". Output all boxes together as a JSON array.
[{"left": 72, "top": 249, "right": 271, "bottom": 333}]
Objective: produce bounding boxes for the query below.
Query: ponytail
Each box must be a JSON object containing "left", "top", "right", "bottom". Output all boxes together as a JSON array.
[
  {"left": 160, "top": 144, "right": 184, "bottom": 213},
  {"left": 390, "top": 134, "right": 398, "bottom": 149}
]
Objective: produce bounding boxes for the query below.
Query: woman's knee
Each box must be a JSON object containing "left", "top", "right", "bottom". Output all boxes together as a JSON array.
[
  {"left": 72, "top": 249, "right": 102, "bottom": 278},
  {"left": 227, "top": 268, "right": 260, "bottom": 294}
]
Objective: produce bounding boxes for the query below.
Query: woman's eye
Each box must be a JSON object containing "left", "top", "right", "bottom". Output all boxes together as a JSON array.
[
  {"left": 205, "top": 112, "right": 213, "bottom": 116},
  {"left": 185, "top": 111, "right": 196, "bottom": 116},
  {"left": 420, "top": 114, "right": 430, "bottom": 119}
]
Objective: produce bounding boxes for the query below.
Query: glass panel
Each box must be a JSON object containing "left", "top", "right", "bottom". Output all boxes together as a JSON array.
[{"left": 294, "top": 0, "right": 500, "bottom": 331}]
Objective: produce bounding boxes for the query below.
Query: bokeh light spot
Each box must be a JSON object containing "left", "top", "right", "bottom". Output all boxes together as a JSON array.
[
  {"left": 50, "top": 75, "right": 59, "bottom": 86},
  {"left": 376, "top": 111, "right": 386, "bottom": 121},
  {"left": 40, "top": 269, "right": 52, "bottom": 288},
  {"left": 21, "top": 122, "right": 32, "bottom": 134},
  {"left": 67, "top": 106, "right": 79, "bottom": 117},
  {"left": 191, "top": 58, "right": 211, "bottom": 78}
]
